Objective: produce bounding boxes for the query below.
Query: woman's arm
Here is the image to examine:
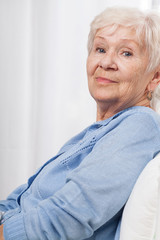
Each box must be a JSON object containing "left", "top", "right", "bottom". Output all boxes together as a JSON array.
[
  {"left": 0, "top": 184, "right": 27, "bottom": 212},
  {"left": 2, "top": 112, "right": 160, "bottom": 240}
]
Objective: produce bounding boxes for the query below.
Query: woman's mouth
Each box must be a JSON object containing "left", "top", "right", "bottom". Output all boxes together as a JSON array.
[{"left": 96, "top": 77, "right": 117, "bottom": 84}]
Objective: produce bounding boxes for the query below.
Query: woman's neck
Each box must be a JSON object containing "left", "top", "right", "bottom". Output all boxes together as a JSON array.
[{"left": 96, "top": 98, "right": 151, "bottom": 121}]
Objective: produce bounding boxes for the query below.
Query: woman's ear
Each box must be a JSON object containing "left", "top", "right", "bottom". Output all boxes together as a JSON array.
[{"left": 147, "top": 70, "right": 160, "bottom": 92}]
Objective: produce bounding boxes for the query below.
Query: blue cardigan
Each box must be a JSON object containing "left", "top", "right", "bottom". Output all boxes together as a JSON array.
[{"left": 1, "top": 106, "right": 160, "bottom": 240}]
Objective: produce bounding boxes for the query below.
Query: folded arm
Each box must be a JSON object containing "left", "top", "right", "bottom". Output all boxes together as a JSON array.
[{"left": 0, "top": 184, "right": 27, "bottom": 212}]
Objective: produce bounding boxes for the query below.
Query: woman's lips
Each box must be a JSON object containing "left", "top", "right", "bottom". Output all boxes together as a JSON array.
[{"left": 96, "top": 77, "right": 117, "bottom": 84}]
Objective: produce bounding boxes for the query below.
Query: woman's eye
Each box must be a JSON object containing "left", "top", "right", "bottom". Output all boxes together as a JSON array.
[
  {"left": 122, "top": 51, "right": 132, "bottom": 57},
  {"left": 96, "top": 48, "right": 105, "bottom": 53}
]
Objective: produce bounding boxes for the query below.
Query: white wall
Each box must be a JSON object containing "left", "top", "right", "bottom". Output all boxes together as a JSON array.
[{"left": 0, "top": 0, "right": 152, "bottom": 199}]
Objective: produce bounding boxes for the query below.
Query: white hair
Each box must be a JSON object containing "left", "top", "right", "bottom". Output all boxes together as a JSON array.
[{"left": 87, "top": 7, "right": 160, "bottom": 111}]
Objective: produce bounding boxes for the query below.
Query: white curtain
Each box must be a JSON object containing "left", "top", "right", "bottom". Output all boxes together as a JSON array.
[{"left": 0, "top": 0, "right": 152, "bottom": 199}]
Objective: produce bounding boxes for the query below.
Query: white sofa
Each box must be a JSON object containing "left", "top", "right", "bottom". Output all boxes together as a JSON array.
[{"left": 119, "top": 153, "right": 160, "bottom": 240}]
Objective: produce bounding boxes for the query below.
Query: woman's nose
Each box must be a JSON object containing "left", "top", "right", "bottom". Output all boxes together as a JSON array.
[{"left": 99, "top": 52, "right": 118, "bottom": 71}]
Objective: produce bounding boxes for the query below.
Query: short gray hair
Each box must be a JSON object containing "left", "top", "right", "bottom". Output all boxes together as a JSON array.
[{"left": 87, "top": 7, "right": 160, "bottom": 73}]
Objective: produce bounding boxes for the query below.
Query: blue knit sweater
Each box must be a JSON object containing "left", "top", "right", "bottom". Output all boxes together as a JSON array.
[{"left": 1, "top": 106, "right": 160, "bottom": 240}]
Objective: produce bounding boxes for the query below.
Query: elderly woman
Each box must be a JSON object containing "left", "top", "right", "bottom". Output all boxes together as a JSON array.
[{"left": 1, "top": 7, "right": 160, "bottom": 240}]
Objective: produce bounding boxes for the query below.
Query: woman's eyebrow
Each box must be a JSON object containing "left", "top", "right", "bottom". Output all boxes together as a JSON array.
[
  {"left": 120, "top": 38, "right": 139, "bottom": 46},
  {"left": 94, "top": 36, "right": 106, "bottom": 40}
]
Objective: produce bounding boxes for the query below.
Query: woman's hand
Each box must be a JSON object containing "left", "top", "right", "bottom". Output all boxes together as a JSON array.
[{"left": 0, "top": 225, "right": 4, "bottom": 240}]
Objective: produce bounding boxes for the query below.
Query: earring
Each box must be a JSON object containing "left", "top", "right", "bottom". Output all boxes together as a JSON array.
[{"left": 147, "top": 91, "right": 153, "bottom": 101}]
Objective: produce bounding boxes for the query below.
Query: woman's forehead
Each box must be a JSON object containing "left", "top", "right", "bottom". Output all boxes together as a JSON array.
[{"left": 95, "top": 25, "right": 137, "bottom": 41}]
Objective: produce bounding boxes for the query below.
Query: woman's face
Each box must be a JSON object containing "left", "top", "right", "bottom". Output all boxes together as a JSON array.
[{"left": 87, "top": 26, "right": 157, "bottom": 111}]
